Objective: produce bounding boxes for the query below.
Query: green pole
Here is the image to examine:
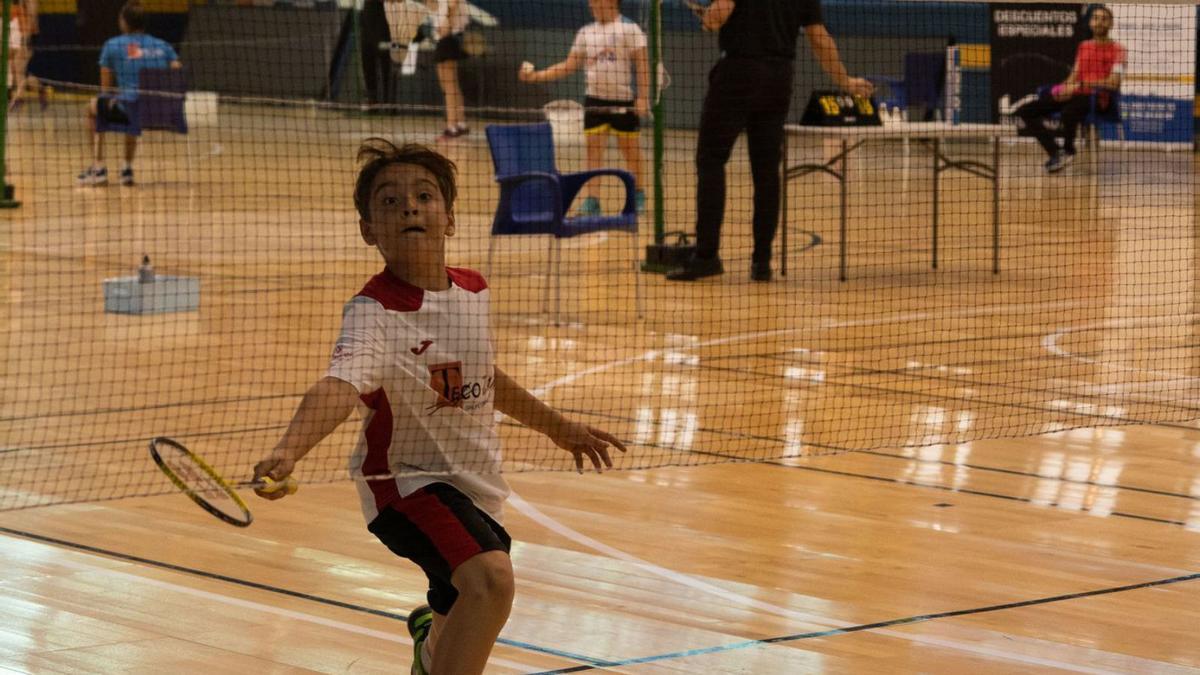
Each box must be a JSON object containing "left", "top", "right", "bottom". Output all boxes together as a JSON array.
[
  {"left": 641, "top": 0, "right": 671, "bottom": 272},
  {"left": 0, "top": 0, "right": 19, "bottom": 208},
  {"left": 649, "top": 0, "right": 664, "bottom": 246}
]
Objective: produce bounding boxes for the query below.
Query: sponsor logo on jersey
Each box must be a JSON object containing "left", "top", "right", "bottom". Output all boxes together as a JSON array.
[{"left": 427, "top": 361, "right": 493, "bottom": 413}]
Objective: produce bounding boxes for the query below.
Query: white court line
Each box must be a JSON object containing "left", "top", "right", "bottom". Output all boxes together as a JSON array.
[
  {"left": 508, "top": 299, "right": 1142, "bottom": 672},
  {"left": 507, "top": 494, "right": 1126, "bottom": 674},
  {"left": 1043, "top": 314, "right": 1200, "bottom": 385},
  {"left": 26, "top": 546, "right": 539, "bottom": 672}
]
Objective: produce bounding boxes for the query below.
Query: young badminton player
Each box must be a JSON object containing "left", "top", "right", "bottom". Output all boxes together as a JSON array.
[
  {"left": 518, "top": 0, "right": 649, "bottom": 215},
  {"left": 252, "top": 139, "right": 626, "bottom": 675}
]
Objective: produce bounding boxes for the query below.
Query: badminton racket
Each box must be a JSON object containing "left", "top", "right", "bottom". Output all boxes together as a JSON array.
[{"left": 149, "top": 436, "right": 297, "bottom": 527}]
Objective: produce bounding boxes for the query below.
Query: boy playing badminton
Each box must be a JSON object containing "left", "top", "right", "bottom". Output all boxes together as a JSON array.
[
  {"left": 518, "top": 0, "right": 649, "bottom": 215},
  {"left": 252, "top": 139, "right": 626, "bottom": 675}
]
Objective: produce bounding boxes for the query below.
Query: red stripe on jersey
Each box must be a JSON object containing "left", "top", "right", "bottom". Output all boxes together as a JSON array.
[
  {"left": 358, "top": 268, "right": 424, "bottom": 312},
  {"left": 359, "top": 388, "right": 399, "bottom": 510},
  {"left": 392, "top": 488, "right": 483, "bottom": 570},
  {"left": 447, "top": 267, "right": 488, "bottom": 293}
]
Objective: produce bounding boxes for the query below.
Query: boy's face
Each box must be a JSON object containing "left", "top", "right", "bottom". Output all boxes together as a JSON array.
[
  {"left": 1090, "top": 9, "right": 1112, "bottom": 38},
  {"left": 589, "top": 0, "right": 619, "bottom": 22},
  {"left": 359, "top": 163, "right": 455, "bottom": 264}
]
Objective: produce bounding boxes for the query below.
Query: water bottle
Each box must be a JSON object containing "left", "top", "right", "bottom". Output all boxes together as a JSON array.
[{"left": 137, "top": 254, "right": 155, "bottom": 283}]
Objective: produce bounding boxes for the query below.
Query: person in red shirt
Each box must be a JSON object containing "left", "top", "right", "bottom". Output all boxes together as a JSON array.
[{"left": 1016, "top": 5, "right": 1125, "bottom": 173}]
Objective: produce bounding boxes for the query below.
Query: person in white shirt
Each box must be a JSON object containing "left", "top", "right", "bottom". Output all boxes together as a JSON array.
[
  {"left": 519, "top": 0, "right": 649, "bottom": 215},
  {"left": 253, "top": 139, "right": 626, "bottom": 675},
  {"left": 430, "top": 0, "right": 472, "bottom": 139}
]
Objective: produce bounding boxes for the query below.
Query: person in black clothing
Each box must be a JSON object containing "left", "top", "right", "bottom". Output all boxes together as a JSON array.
[
  {"left": 668, "top": 0, "right": 873, "bottom": 282},
  {"left": 360, "top": 0, "right": 392, "bottom": 106}
]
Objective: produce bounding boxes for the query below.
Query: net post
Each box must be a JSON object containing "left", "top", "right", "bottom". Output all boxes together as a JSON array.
[
  {"left": 650, "top": 0, "right": 664, "bottom": 247},
  {"left": 641, "top": 0, "right": 677, "bottom": 274},
  {"left": 0, "top": 0, "right": 19, "bottom": 208}
]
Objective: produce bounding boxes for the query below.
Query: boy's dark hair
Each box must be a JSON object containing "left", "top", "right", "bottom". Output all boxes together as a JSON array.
[
  {"left": 1091, "top": 4, "right": 1112, "bottom": 20},
  {"left": 354, "top": 138, "right": 458, "bottom": 221},
  {"left": 121, "top": 1, "right": 146, "bottom": 31}
]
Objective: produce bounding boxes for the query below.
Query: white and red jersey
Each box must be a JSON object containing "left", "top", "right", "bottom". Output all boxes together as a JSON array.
[{"left": 326, "top": 266, "right": 510, "bottom": 525}]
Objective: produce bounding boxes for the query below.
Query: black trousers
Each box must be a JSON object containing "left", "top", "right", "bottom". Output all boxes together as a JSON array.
[
  {"left": 360, "top": 0, "right": 392, "bottom": 104},
  {"left": 1015, "top": 92, "right": 1094, "bottom": 157},
  {"left": 694, "top": 56, "right": 794, "bottom": 264}
]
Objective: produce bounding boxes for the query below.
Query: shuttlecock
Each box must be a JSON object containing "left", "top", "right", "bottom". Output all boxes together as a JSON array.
[{"left": 520, "top": 61, "right": 534, "bottom": 74}]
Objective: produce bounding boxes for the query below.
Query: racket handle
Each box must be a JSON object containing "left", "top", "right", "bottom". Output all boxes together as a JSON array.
[{"left": 258, "top": 476, "right": 299, "bottom": 496}]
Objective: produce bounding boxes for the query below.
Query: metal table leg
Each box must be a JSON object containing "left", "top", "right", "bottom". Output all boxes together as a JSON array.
[
  {"left": 932, "top": 138, "right": 941, "bottom": 269},
  {"left": 839, "top": 138, "right": 848, "bottom": 282},
  {"left": 993, "top": 136, "right": 1000, "bottom": 274}
]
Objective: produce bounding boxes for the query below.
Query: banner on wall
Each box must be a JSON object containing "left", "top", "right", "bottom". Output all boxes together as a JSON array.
[
  {"left": 991, "top": 3, "right": 1196, "bottom": 148},
  {"left": 989, "top": 3, "right": 1085, "bottom": 129},
  {"left": 1110, "top": 4, "right": 1195, "bottom": 147}
]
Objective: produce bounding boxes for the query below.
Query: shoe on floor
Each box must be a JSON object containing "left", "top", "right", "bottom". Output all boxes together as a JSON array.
[
  {"left": 119, "top": 167, "right": 134, "bottom": 186},
  {"left": 438, "top": 126, "right": 469, "bottom": 141},
  {"left": 666, "top": 256, "right": 724, "bottom": 281},
  {"left": 407, "top": 605, "right": 433, "bottom": 675},
  {"left": 77, "top": 166, "right": 108, "bottom": 186},
  {"left": 1044, "top": 150, "right": 1075, "bottom": 174},
  {"left": 751, "top": 261, "right": 772, "bottom": 282},
  {"left": 577, "top": 196, "right": 601, "bottom": 217}
]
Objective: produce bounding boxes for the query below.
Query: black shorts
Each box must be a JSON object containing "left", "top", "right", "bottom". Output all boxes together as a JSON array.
[
  {"left": 97, "top": 96, "right": 132, "bottom": 126},
  {"left": 583, "top": 97, "right": 639, "bottom": 136},
  {"left": 434, "top": 33, "right": 469, "bottom": 63},
  {"left": 367, "top": 482, "right": 511, "bottom": 615}
]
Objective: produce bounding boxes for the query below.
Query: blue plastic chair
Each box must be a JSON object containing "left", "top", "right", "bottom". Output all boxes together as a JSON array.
[
  {"left": 95, "top": 68, "right": 189, "bottom": 136},
  {"left": 95, "top": 68, "right": 192, "bottom": 182},
  {"left": 1083, "top": 88, "right": 1123, "bottom": 153},
  {"left": 484, "top": 122, "right": 641, "bottom": 321}
]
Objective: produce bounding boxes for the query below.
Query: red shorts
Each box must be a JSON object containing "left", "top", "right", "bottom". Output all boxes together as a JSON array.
[{"left": 367, "top": 482, "right": 511, "bottom": 614}]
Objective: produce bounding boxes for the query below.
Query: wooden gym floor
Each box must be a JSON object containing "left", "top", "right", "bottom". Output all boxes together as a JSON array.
[{"left": 1, "top": 103, "right": 1199, "bottom": 673}]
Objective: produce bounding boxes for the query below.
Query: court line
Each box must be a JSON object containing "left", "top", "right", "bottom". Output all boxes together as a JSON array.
[
  {"left": 0, "top": 392, "right": 299, "bottom": 424},
  {"left": 528, "top": 570, "right": 1200, "bottom": 674},
  {"left": 752, "top": 348, "right": 1200, "bottom": 416},
  {"left": 853, "top": 448, "right": 1200, "bottom": 502},
  {"left": 511, "top": 304, "right": 1196, "bottom": 671},
  {"left": 773, "top": 462, "right": 1193, "bottom": 528},
  {"left": 689, "top": 358, "right": 1200, "bottom": 429},
  {"left": 524, "top": 408, "right": 1200, "bottom": 504},
  {"left": 510, "top": 491, "right": 1191, "bottom": 674},
  {"left": 1044, "top": 316, "right": 1200, "bottom": 384},
  {"left": 0, "top": 526, "right": 608, "bottom": 669}
]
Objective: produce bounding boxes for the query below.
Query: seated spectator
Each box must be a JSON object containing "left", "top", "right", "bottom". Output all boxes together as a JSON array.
[
  {"left": 77, "top": 1, "right": 181, "bottom": 187},
  {"left": 1015, "top": 5, "right": 1124, "bottom": 173}
]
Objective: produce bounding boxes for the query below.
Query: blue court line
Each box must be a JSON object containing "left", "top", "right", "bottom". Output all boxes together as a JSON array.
[
  {"left": 0, "top": 526, "right": 609, "bottom": 668},
  {"left": 528, "top": 570, "right": 1200, "bottom": 674}
]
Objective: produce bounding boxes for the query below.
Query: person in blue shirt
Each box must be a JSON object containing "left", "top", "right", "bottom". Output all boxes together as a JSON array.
[{"left": 78, "top": 1, "right": 181, "bottom": 187}]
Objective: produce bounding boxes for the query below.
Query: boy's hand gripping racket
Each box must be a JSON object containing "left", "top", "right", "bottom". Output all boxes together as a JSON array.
[{"left": 149, "top": 437, "right": 297, "bottom": 527}]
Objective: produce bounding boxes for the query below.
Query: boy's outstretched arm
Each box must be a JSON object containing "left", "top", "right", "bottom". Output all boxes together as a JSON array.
[
  {"left": 493, "top": 366, "right": 627, "bottom": 473},
  {"left": 252, "top": 376, "right": 360, "bottom": 498}
]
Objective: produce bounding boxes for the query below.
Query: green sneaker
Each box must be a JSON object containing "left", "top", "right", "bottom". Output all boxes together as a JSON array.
[
  {"left": 577, "top": 196, "right": 601, "bottom": 217},
  {"left": 635, "top": 189, "right": 646, "bottom": 214},
  {"left": 407, "top": 605, "right": 434, "bottom": 675}
]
